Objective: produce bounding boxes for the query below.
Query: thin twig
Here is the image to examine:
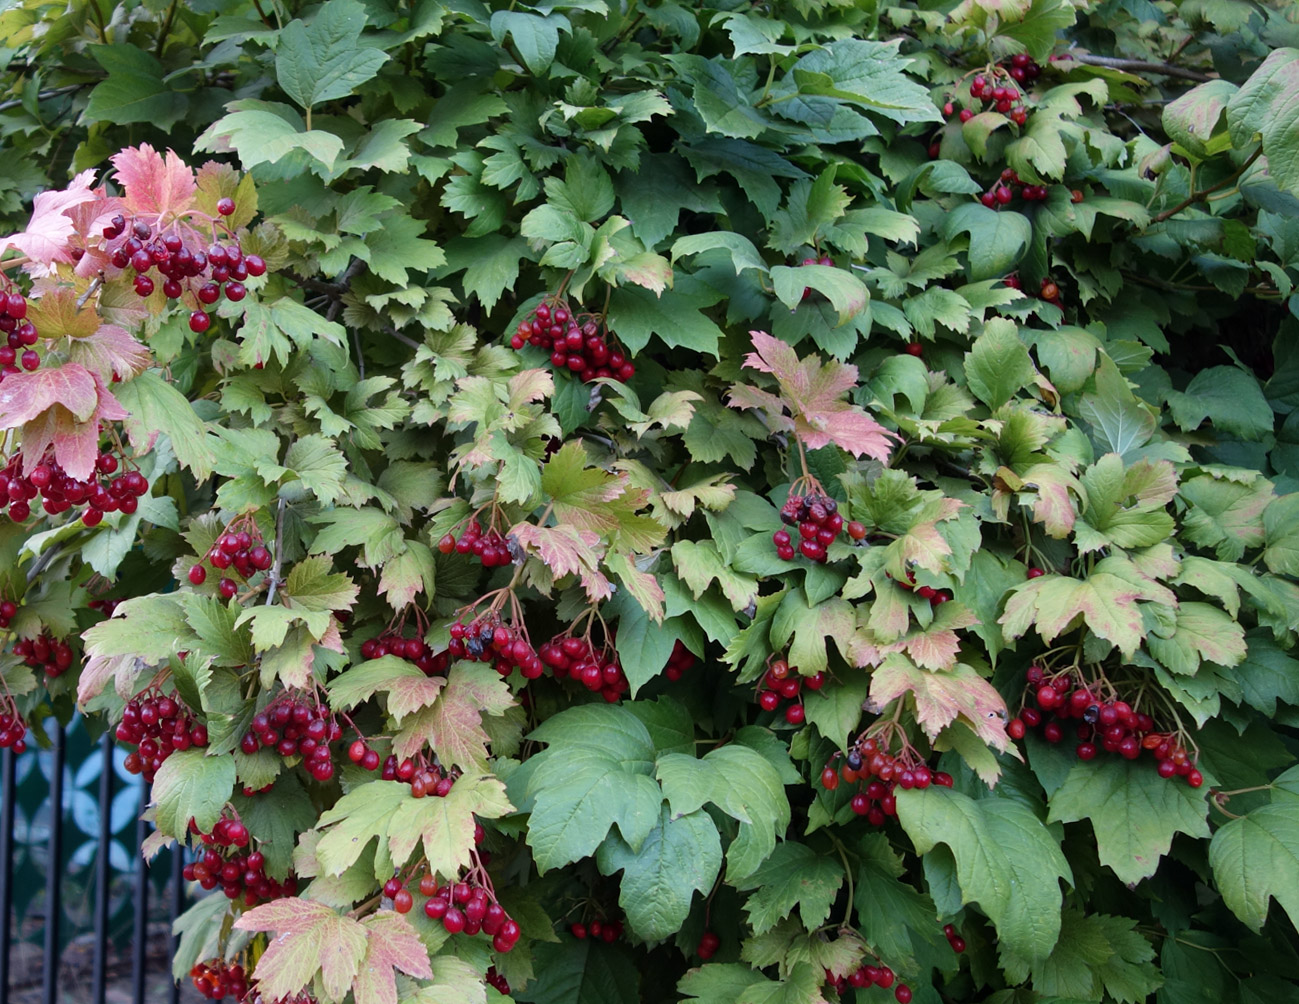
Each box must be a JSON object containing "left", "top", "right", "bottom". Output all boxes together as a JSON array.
[
  {"left": 0, "top": 84, "right": 87, "bottom": 115},
  {"left": 384, "top": 326, "right": 421, "bottom": 350},
  {"left": 154, "top": 0, "right": 178, "bottom": 60},
  {"left": 76, "top": 276, "right": 104, "bottom": 309},
  {"left": 264, "top": 497, "right": 287, "bottom": 606},
  {"left": 26, "top": 543, "right": 64, "bottom": 584},
  {"left": 1055, "top": 52, "right": 1215, "bottom": 82},
  {"left": 1150, "top": 146, "right": 1264, "bottom": 223}
]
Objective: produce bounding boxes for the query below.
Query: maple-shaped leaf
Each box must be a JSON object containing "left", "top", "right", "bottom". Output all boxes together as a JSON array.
[
  {"left": 878, "top": 600, "right": 979, "bottom": 669},
  {"left": 329, "top": 655, "right": 446, "bottom": 721},
  {"left": 512, "top": 522, "right": 613, "bottom": 603},
  {"left": 0, "top": 365, "right": 128, "bottom": 480},
  {"left": 992, "top": 463, "right": 1081, "bottom": 538},
  {"left": 868, "top": 652, "right": 1011, "bottom": 752},
  {"left": 392, "top": 662, "right": 515, "bottom": 770},
  {"left": 65, "top": 323, "right": 152, "bottom": 382},
  {"left": 604, "top": 551, "right": 666, "bottom": 623},
  {"left": 0, "top": 170, "right": 100, "bottom": 272},
  {"left": 728, "top": 330, "right": 895, "bottom": 461},
  {"left": 110, "top": 144, "right": 198, "bottom": 223},
  {"left": 235, "top": 898, "right": 368, "bottom": 1002},
  {"left": 353, "top": 911, "right": 433, "bottom": 1004}
]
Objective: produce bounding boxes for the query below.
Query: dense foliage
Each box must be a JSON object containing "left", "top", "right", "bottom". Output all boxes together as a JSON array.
[{"left": 3, "top": 0, "right": 1299, "bottom": 1002}]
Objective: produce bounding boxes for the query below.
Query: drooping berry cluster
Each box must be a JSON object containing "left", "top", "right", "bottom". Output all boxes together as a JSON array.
[
  {"left": 190, "top": 959, "right": 248, "bottom": 1001},
  {"left": 662, "top": 640, "right": 696, "bottom": 681},
  {"left": 942, "top": 923, "right": 966, "bottom": 954},
  {"left": 436, "top": 520, "right": 515, "bottom": 568},
  {"left": 964, "top": 67, "right": 1032, "bottom": 125},
  {"left": 117, "top": 689, "right": 209, "bottom": 782},
  {"left": 569, "top": 914, "right": 626, "bottom": 943},
  {"left": 980, "top": 168, "right": 1051, "bottom": 209},
  {"left": 415, "top": 873, "right": 521, "bottom": 952},
  {"left": 696, "top": 931, "right": 721, "bottom": 960},
  {"left": 0, "top": 288, "right": 38, "bottom": 378},
  {"left": 188, "top": 522, "right": 273, "bottom": 595},
  {"left": 757, "top": 658, "right": 824, "bottom": 725},
  {"left": 2, "top": 449, "right": 149, "bottom": 526},
  {"left": 822, "top": 735, "right": 953, "bottom": 827},
  {"left": 775, "top": 492, "right": 859, "bottom": 563},
  {"left": 1008, "top": 668, "right": 1203, "bottom": 786},
  {"left": 450, "top": 615, "right": 544, "bottom": 679},
  {"left": 102, "top": 210, "right": 266, "bottom": 334},
  {"left": 184, "top": 816, "right": 299, "bottom": 905},
  {"left": 510, "top": 299, "right": 635, "bottom": 383},
  {"left": 0, "top": 695, "right": 28, "bottom": 753},
  {"left": 240, "top": 694, "right": 341, "bottom": 782},
  {"left": 12, "top": 631, "right": 75, "bottom": 678},
  {"left": 538, "top": 633, "right": 630, "bottom": 702},
  {"left": 825, "top": 962, "right": 913, "bottom": 1002},
  {"left": 359, "top": 631, "right": 449, "bottom": 676}
]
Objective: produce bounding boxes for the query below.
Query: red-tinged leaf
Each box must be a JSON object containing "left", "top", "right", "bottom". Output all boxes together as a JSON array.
[
  {"left": 65, "top": 324, "right": 152, "bottom": 382},
  {"left": 386, "top": 772, "right": 514, "bottom": 881},
  {"left": 994, "top": 463, "right": 1080, "bottom": 538},
  {"left": 512, "top": 521, "right": 613, "bottom": 602},
  {"left": 0, "top": 170, "right": 100, "bottom": 271},
  {"left": 24, "top": 285, "right": 101, "bottom": 339},
  {"left": 0, "top": 366, "right": 128, "bottom": 480},
  {"left": 110, "top": 144, "right": 198, "bottom": 223},
  {"left": 235, "top": 898, "right": 368, "bottom": 1002},
  {"left": 999, "top": 569, "right": 1152, "bottom": 656},
  {"left": 881, "top": 602, "right": 979, "bottom": 670},
  {"left": 868, "top": 653, "right": 1011, "bottom": 752},
  {"left": 353, "top": 912, "right": 433, "bottom": 1004},
  {"left": 508, "top": 367, "right": 555, "bottom": 408},
  {"left": 728, "top": 330, "right": 895, "bottom": 461},
  {"left": 392, "top": 662, "right": 515, "bottom": 771},
  {"left": 605, "top": 551, "right": 666, "bottom": 623}
]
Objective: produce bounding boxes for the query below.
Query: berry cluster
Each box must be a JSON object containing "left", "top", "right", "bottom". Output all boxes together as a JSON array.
[
  {"left": 117, "top": 690, "right": 209, "bottom": 782},
  {"left": 189, "top": 959, "right": 248, "bottom": 1001},
  {"left": 415, "top": 873, "right": 521, "bottom": 952},
  {"left": 88, "top": 596, "right": 121, "bottom": 618},
  {"left": 510, "top": 299, "right": 635, "bottom": 383},
  {"left": 965, "top": 68, "right": 1031, "bottom": 125},
  {"left": 537, "top": 633, "right": 630, "bottom": 702},
  {"left": 0, "top": 599, "right": 15, "bottom": 629},
  {"left": 437, "top": 520, "right": 514, "bottom": 568},
  {"left": 825, "top": 962, "right": 912, "bottom": 1002},
  {"left": 1, "top": 449, "right": 149, "bottom": 526},
  {"left": 943, "top": 923, "right": 966, "bottom": 954},
  {"left": 12, "top": 631, "right": 75, "bottom": 678},
  {"left": 1008, "top": 669, "right": 1203, "bottom": 786},
  {"left": 239, "top": 694, "right": 341, "bottom": 782},
  {"left": 775, "top": 492, "right": 860, "bottom": 563},
  {"left": 569, "top": 915, "right": 626, "bottom": 943},
  {"left": 1004, "top": 272, "right": 1064, "bottom": 307},
  {"left": 1004, "top": 52, "right": 1042, "bottom": 85},
  {"left": 822, "top": 736, "right": 953, "bottom": 827},
  {"left": 359, "top": 631, "right": 449, "bottom": 676},
  {"left": 102, "top": 209, "right": 266, "bottom": 335},
  {"left": 450, "top": 616, "right": 544, "bottom": 679},
  {"left": 980, "top": 168, "right": 1051, "bottom": 209},
  {"left": 891, "top": 570, "right": 952, "bottom": 607},
  {"left": 662, "top": 640, "right": 696, "bottom": 681},
  {"left": 185, "top": 816, "right": 299, "bottom": 905},
  {"left": 696, "top": 931, "right": 721, "bottom": 960},
  {"left": 0, "top": 695, "right": 28, "bottom": 754},
  {"left": 188, "top": 523, "right": 273, "bottom": 594},
  {"left": 0, "top": 288, "right": 38, "bottom": 378},
  {"left": 757, "top": 658, "right": 824, "bottom": 725},
  {"left": 485, "top": 967, "right": 511, "bottom": 996}
]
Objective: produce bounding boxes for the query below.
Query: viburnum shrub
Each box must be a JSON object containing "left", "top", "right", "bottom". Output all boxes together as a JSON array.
[{"left": 2, "top": 1, "right": 1299, "bottom": 1003}]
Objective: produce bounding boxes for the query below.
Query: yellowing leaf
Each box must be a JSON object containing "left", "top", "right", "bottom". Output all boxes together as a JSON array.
[
  {"left": 512, "top": 522, "right": 613, "bottom": 603},
  {"left": 235, "top": 898, "right": 368, "bottom": 1002},
  {"left": 1000, "top": 567, "right": 1164, "bottom": 656},
  {"left": 392, "top": 662, "right": 515, "bottom": 771},
  {"left": 353, "top": 912, "right": 434, "bottom": 1004},
  {"left": 869, "top": 653, "right": 1011, "bottom": 752},
  {"left": 728, "top": 330, "right": 895, "bottom": 461}
]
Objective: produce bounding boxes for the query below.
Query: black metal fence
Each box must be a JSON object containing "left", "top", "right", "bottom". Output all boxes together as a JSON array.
[{"left": 0, "top": 716, "right": 194, "bottom": 1004}]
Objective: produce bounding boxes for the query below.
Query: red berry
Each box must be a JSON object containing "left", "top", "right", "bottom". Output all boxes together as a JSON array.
[
  {"left": 785, "top": 704, "right": 805, "bottom": 725},
  {"left": 189, "top": 310, "right": 211, "bottom": 333},
  {"left": 1027, "top": 567, "right": 1045, "bottom": 578},
  {"left": 216, "top": 197, "right": 236, "bottom": 216},
  {"left": 905, "top": 342, "right": 923, "bottom": 356},
  {"left": 188, "top": 565, "right": 207, "bottom": 585},
  {"left": 896, "top": 987, "right": 913, "bottom": 1004}
]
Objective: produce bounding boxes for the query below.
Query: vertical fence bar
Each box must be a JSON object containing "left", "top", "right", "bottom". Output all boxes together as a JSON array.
[
  {"left": 169, "top": 845, "right": 183, "bottom": 1004},
  {"left": 130, "top": 782, "right": 148, "bottom": 1004},
  {"left": 0, "top": 747, "right": 15, "bottom": 1004},
  {"left": 92, "top": 733, "right": 113, "bottom": 1004},
  {"left": 41, "top": 722, "right": 65, "bottom": 1004}
]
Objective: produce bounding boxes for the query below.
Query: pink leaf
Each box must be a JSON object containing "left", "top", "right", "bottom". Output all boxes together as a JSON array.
[
  {"left": 729, "top": 330, "right": 895, "bottom": 461},
  {"left": 0, "top": 171, "right": 100, "bottom": 273},
  {"left": 353, "top": 912, "right": 434, "bottom": 1004},
  {"left": 869, "top": 653, "right": 1011, "bottom": 752},
  {"left": 236, "top": 898, "right": 368, "bottom": 1002},
  {"left": 110, "top": 144, "right": 198, "bottom": 223},
  {"left": 0, "top": 366, "right": 128, "bottom": 480},
  {"left": 65, "top": 323, "right": 153, "bottom": 382},
  {"left": 512, "top": 522, "right": 612, "bottom": 602}
]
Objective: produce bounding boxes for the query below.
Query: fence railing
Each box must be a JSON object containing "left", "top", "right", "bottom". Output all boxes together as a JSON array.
[{"left": 0, "top": 716, "right": 193, "bottom": 1004}]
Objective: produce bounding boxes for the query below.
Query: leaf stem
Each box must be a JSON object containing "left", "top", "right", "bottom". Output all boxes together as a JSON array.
[
  {"left": 829, "top": 833, "right": 855, "bottom": 927},
  {"left": 1150, "top": 147, "right": 1263, "bottom": 224},
  {"left": 154, "top": 0, "right": 178, "bottom": 59},
  {"left": 264, "top": 497, "right": 287, "bottom": 606},
  {"left": 1054, "top": 51, "right": 1214, "bottom": 82}
]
